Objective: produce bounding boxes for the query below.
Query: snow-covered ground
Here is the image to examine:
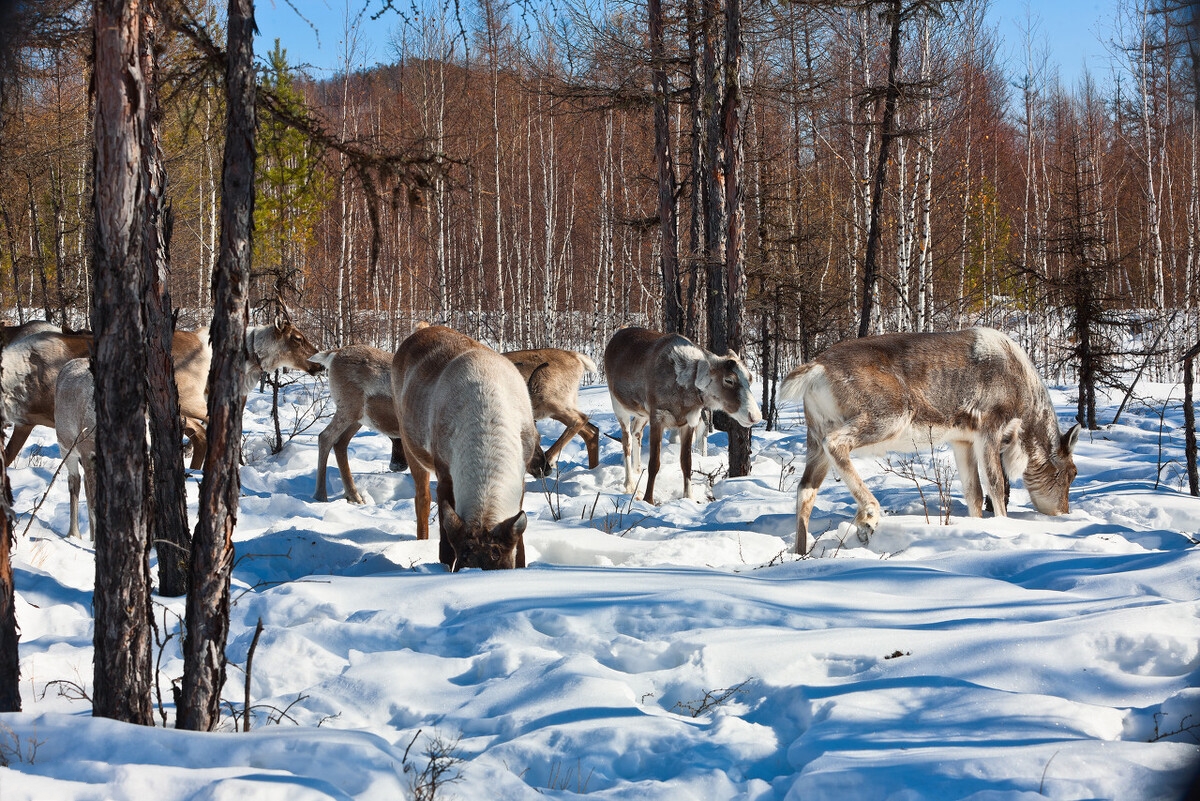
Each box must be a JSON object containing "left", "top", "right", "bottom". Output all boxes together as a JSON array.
[{"left": 1, "top": 373, "right": 1198, "bottom": 800}]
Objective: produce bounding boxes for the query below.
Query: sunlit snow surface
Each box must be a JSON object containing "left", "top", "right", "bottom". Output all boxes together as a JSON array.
[{"left": 2, "top": 376, "right": 1198, "bottom": 800}]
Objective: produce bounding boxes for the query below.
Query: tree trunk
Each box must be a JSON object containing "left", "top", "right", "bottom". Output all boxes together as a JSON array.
[
  {"left": 91, "top": 0, "right": 154, "bottom": 726},
  {"left": 651, "top": 0, "right": 681, "bottom": 333},
  {"left": 858, "top": 0, "right": 902, "bottom": 338},
  {"left": 178, "top": 0, "right": 256, "bottom": 732},
  {"left": 1185, "top": 345, "right": 1198, "bottom": 496},
  {"left": 0, "top": 447, "right": 17, "bottom": 711},
  {"left": 141, "top": 0, "right": 190, "bottom": 599},
  {"left": 722, "top": 0, "right": 750, "bottom": 477}
]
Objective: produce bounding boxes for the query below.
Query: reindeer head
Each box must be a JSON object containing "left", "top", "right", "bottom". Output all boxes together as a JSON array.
[
  {"left": 695, "top": 351, "right": 762, "bottom": 428},
  {"left": 265, "top": 315, "right": 322, "bottom": 375},
  {"left": 439, "top": 500, "right": 527, "bottom": 571},
  {"left": 1022, "top": 422, "right": 1080, "bottom": 515}
]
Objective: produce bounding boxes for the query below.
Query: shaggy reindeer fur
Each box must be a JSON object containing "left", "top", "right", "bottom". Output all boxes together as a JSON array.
[
  {"left": 604, "top": 327, "right": 762, "bottom": 504},
  {"left": 504, "top": 348, "right": 600, "bottom": 470},
  {"left": 392, "top": 325, "right": 539, "bottom": 571},
  {"left": 780, "top": 327, "right": 1081, "bottom": 554}
]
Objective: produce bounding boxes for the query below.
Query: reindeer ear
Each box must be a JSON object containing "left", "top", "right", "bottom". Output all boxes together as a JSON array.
[
  {"left": 439, "top": 499, "right": 465, "bottom": 537},
  {"left": 670, "top": 347, "right": 699, "bottom": 388},
  {"left": 492, "top": 511, "right": 527, "bottom": 549},
  {"left": 1063, "top": 423, "right": 1081, "bottom": 455}
]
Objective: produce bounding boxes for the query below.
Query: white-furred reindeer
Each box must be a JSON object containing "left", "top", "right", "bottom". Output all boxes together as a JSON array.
[
  {"left": 504, "top": 348, "right": 600, "bottom": 470},
  {"left": 54, "top": 358, "right": 97, "bottom": 539},
  {"left": 392, "top": 325, "right": 540, "bottom": 571},
  {"left": 780, "top": 327, "right": 1081, "bottom": 555},
  {"left": 604, "top": 327, "right": 762, "bottom": 504}
]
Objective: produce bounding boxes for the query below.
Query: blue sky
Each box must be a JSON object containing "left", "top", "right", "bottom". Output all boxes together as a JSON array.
[{"left": 253, "top": 0, "right": 1118, "bottom": 88}]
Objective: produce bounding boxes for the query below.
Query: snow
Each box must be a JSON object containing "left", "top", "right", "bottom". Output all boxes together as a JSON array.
[{"left": 1, "top": 375, "right": 1198, "bottom": 800}]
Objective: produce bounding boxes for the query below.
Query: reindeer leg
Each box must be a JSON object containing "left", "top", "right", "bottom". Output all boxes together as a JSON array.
[
  {"left": 795, "top": 434, "right": 829, "bottom": 555},
  {"left": 435, "top": 477, "right": 456, "bottom": 568},
  {"left": 545, "top": 411, "right": 587, "bottom": 466},
  {"left": 388, "top": 437, "right": 408, "bottom": 471},
  {"left": 186, "top": 422, "right": 208, "bottom": 470},
  {"left": 409, "top": 457, "right": 432, "bottom": 541},
  {"left": 950, "top": 440, "right": 984, "bottom": 517},
  {"left": 824, "top": 428, "right": 880, "bottom": 544},
  {"left": 4, "top": 424, "right": 32, "bottom": 466},
  {"left": 66, "top": 456, "right": 82, "bottom": 540},
  {"left": 645, "top": 418, "right": 664, "bottom": 504},
  {"left": 334, "top": 423, "right": 364, "bottom": 504},
  {"left": 679, "top": 424, "right": 694, "bottom": 500},
  {"left": 976, "top": 438, "right": 1009, "bottom": 517},
  {"left": 315, "top": 412, "right": 354, "bottom": 502},
  {"left": 581, "top": 421, "right": 600, "bottom": 469}
]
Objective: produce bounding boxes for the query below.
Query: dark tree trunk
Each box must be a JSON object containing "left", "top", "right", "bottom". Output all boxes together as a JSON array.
[
  {"left": 178, "top": 0, "right": 257, "bottom": 732},
  {"left": 1184, "top": 344, "right": 1198, "bottom": 496},
  {"left": 0, "top": 0, "right": 23, "bottom": 715},
  {"left": 0, "top": 450, "right": 18, "bottom": 712},
  {"left": 91, "top": 0, "right": 155, "bottom": 726},
  {"left": 141, "top": 0, "right": 190, "bottom": 599},
  {"left": 722, "top": 0, "right": 750, "bottom": 476},
  {"left": 650, "top": 0, "right": 681, "bottom": 333},
  {"left": 702, "top": 0, "right": 727, "bottom": 353},
  {"left": 858, "top": 0, "right": 903, "bottom": 339},
  {"left": 683, "top": 0, "right": 705, "bottom": 343}
]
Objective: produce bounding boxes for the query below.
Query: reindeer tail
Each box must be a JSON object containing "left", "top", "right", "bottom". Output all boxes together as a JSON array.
[
  {"left": 574, "top": 352, "right": 599, "bottom": 375},
  {"left": 308, "top": 350, "right": 337, "bottom": 370},
  {"left": 778, "top": 362, "right": 824, "bottom": 405}
]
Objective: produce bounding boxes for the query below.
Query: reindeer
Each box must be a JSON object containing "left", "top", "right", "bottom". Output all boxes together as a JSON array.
[
  {"left": 173, "top": 316, "right": 322, "bottom": 468},
  {"left": 780, "top": 328, "right": 1082, "bottom": 555},
  {"left": 309, "top": 344, "right": 406, "bottom": 503},
  {"left": 604, "top": 327, "right": 762, "bottom": 504},
  {"left": 391, "top": 325, "right": 539, "bottom": 570},
  {"left": 504, "top": 348, "right": 600, "bottom": 470}
]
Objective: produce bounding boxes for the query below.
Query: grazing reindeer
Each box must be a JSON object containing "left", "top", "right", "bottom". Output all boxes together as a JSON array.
[
  {"left": 604, "top": 327, "right": 762, "bottom": 504},
  {"left": 54, "top": 358, "right": 98, "bottom": 539},
  {"left": 391, "top": 325, "right": 539, "bottom": 570},
  {"left": 504, "top": 348, "right": 600, "bottom": 469},
  {"left": 171, "top": 316, "right": 323, "bottom": 468},
  {"left": 780, "top": 328, "right": 1082, "bottom": 555},
  {"left": 310, "top": 343, "right": 552, "bottom": 504}
]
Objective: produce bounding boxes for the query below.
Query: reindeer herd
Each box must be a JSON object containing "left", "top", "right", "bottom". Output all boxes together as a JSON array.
[{"left": 0, "top": 317, "right": 1082, "bottom": 571}]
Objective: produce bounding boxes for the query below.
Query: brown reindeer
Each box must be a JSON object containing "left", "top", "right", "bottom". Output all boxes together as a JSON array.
[
  {"left": 780, "top": 328, "right": 1081, "bottom": 555},
  {"left": 392, "top": 325, "right": 539, "bottom": 570},
  {"left": 504, "top": 348, "right": 600, "bottom": 469},
  {"left": 604, "top": 327, "right": 762, "bottom": 504}
]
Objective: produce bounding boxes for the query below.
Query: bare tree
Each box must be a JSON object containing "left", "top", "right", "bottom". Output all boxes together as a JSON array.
[
  {"left": 91, "top": 0, "right": 155, "bottom": 725},
  {"left": 142, "top": 0, "right": 190, "bottom": 599},
  {"left": 178, "top": 0, "right": 257, "bottom": 732}
]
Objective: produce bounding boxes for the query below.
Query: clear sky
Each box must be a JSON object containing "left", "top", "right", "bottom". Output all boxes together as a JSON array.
[{"left": 253, "top": 0, "right": 1119, "bottom": 87}]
